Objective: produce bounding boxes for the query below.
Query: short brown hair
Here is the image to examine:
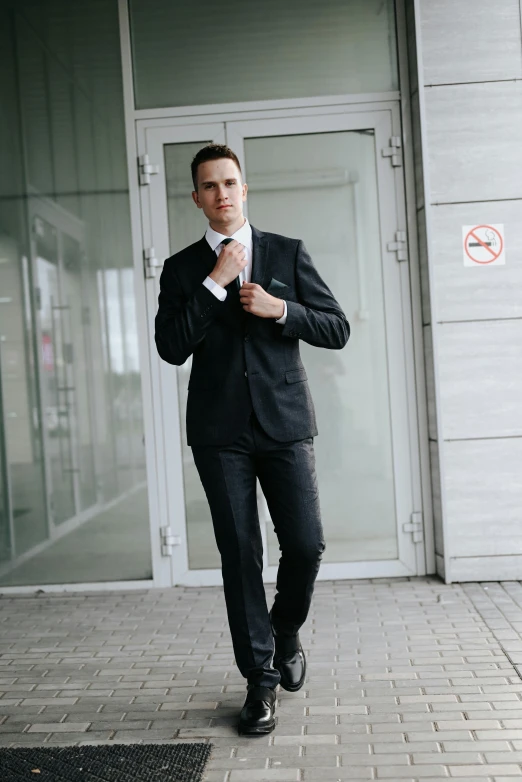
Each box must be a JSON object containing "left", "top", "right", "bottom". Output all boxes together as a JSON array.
[{"left": 191, "top": 144, "right": 242, "bottom": 190}]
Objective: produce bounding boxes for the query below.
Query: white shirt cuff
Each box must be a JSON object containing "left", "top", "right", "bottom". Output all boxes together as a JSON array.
[
  {"left": 203, "top": 276, "right": 227, "bottom": 301},
  {"left": 275, "top": 300, "right": 287, "bottom": 325}
]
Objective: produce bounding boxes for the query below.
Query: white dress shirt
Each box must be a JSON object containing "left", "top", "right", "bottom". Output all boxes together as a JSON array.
[{"left": 202, "top": 218, "right": 287, "bottom": 324}]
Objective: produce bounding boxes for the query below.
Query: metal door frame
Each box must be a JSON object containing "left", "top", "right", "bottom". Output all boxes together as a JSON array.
[{"left": 137, "top": 101, "right": 426, "bottom": 586}]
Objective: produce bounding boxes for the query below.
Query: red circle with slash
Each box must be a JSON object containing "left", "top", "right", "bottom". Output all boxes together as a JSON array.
[{"left": 464, "top": 225, "right": 503, "bottom": 265}]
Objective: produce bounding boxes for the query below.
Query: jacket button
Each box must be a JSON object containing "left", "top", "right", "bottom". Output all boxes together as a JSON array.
[
  {"left": 244, "top": 371, "right": 248, "bottom": 377},
  {"left": 244, "top": 333, "right": 250, "bottom": 342}
]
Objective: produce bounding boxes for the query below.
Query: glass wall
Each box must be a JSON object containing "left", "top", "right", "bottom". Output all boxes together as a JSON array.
[
  {"left": 0, "top": 0, "right": 152, "bottom": 586},
  {"left": 129, "top": 0, "right": 398, "bottom": 109}
]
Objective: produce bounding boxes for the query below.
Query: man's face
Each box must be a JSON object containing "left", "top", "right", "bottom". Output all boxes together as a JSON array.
[{"left": 192, "top": 157, "right": 247, "bottom": 230}]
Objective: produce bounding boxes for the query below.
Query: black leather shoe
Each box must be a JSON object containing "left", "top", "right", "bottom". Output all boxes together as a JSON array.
[
  {"left": 271, "top": 619, "right": 306, "bottom": 693},
  {"left": 238, "top": 685, "right": 276, "bottom": 736}
]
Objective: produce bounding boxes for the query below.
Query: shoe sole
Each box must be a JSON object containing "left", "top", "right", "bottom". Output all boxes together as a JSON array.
[
  {"left": 238, "top": 719, "right": 276, "bottom": 736},
  {"left": 279, "top": 677, "right": 304, "bottom": 692},
  {"left": 276, "top": 652, "right": 307, "bottom": 693}
]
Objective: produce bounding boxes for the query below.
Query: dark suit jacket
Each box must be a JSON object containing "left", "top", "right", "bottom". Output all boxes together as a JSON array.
[{"left": 155, "top": 225, "right": 350, "bottom": 446}]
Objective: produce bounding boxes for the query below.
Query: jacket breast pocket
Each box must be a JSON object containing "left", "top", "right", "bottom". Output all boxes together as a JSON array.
[
  {"left": 266, "top": 277, "right": 290, "bottom": 299},
  {"left": 285, "top": 368, "right": 307, "bottom": 384}
]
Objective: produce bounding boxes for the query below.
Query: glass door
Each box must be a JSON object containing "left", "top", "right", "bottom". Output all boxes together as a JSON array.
[
  {"left": 139, "top": 106, "right": 423, "bottom": 586},
  {"left": 228, "top": 110, "right": 420, "bottom": 581}
]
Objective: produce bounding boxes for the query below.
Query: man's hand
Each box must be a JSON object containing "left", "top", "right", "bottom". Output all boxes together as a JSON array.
[
  {"left": 208, "top": 240, "right": 248, "bottom": 288},
  {"left": 239, "top": 283, "right": 285, "bottom": 319}
]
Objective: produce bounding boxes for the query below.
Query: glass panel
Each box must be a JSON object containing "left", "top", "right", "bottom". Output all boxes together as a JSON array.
[
  {"left": 244, "top": 131, "right": 398, "bottom": 564},
  {"left": 0, "top": 235, "right": 48, "bottom": 560},
  {"left": 0, "top": 1, "right": 153, "bottom": 586},
  {"left": 130, "top": 0, "right": 398, "bottom": 109},
  {"left": 34, "top": 216, "right": 76, "bottom": 524},
  {"left": 163, "top": 142, "right": 221, "bottom": 569}
]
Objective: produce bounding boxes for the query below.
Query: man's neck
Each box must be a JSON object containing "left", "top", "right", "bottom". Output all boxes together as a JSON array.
[{"left": 209, "top": 215, "right": 246, "bottom": 237}]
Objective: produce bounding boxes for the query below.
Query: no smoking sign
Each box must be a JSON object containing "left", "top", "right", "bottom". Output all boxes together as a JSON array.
[{"left": 462, "top": 224, "right": 505, "bottom": 266}]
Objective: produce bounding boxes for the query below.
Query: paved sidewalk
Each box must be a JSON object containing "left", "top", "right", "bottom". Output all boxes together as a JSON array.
[{"left": 2, "top": 576, "right": 522, "bottom": 781}]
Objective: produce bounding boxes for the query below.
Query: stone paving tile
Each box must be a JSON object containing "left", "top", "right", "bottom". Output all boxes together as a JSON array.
[{"left": 2, "top": 577, "right": 522, "bottom": 782}]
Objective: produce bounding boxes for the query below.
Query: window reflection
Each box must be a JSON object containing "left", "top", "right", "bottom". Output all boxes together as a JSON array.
[{"left": 0, "top": 1, "right": 152, "bottom": 585}]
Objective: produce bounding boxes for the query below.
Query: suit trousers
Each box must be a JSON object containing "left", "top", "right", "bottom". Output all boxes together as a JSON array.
[{"left": 192, "top": 412, "right": 325, "bottom": 689}]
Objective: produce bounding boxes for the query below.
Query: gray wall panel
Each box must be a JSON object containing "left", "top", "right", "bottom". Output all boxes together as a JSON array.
[
  {"left": 426, "top": 82, "right": 522, "bottom": 204},
  {"left": 445, "top": 438, "right": 522, "bottom": 558},
  {"left": 431, "top": 201, "right": 522, "bottom": 322},
  {"left": 451, "top": 554, "right": 522, "bottom": 581},
  {"left": 414, "top": 0, "right": 522, "bottom": 581},
  {"left": 421, "top": 0, "right": 522, "bottom": 86},
  {"left": 438, "top": 320, "right": 522, "bottom": 439}
]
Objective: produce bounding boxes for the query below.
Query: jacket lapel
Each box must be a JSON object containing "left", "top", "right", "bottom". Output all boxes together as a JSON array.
[
  {"left": 251, "top": 226, "right": 270, "bottom": 289},
  {"left": 197, "top": 235, "right": 218, "bottom": 276}
]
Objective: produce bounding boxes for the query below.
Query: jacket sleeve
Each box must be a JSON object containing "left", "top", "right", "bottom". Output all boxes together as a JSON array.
[
  {"left": 280, "top": 240, "right": 350, "bottom": 350},
  {"left": 155, "top": 257, "right": 221, "bottom": 366}
]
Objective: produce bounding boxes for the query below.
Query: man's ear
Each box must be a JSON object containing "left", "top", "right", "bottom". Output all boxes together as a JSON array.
[
  {"left": 192, "top": 190, "right": 202, "bottom": 208},
  {"left": 242, "top": 183, "right": 248, "bottom": 202}
]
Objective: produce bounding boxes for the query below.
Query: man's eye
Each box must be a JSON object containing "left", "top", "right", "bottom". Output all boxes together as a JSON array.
[{"left": 226, "top": 181, "right": 236, "bottom": 186}]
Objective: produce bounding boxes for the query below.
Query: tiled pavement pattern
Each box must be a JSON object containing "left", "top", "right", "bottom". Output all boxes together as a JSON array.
[{"left": 2, "top": 578, "right": 522, "bottom": 781}]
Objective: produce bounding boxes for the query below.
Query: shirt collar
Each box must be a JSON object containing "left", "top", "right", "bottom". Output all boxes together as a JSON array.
[{"left": 205, "top": 218, "right": 252, "bottom": 252}]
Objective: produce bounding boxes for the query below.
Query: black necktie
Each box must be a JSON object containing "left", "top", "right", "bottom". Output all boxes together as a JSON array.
[{"left": 221, "top": 238, "right": 241, "bottom": 292}]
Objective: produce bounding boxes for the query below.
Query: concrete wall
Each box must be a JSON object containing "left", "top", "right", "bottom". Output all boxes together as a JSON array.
[{"left": 408, "top": 0, "right": 522, "bottom": 581}]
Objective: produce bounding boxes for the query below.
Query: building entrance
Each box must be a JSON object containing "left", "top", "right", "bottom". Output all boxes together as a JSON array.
[{"left": 138, "top": 100, "right": 425, "bottom": 586}]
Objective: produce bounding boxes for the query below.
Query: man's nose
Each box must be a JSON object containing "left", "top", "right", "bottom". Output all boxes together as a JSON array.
[{"left": 216, "top": 185, "right": 228, "bottom": 200}]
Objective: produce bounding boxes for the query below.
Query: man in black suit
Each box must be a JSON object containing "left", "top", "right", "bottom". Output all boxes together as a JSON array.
[{"left": 155, "top": 144, "right": 349, "bottom": 735}]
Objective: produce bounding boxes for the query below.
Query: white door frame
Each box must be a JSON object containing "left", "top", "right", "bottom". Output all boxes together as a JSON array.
[{"left": 137, "top": 103, "right": 426, "bottom": 586}]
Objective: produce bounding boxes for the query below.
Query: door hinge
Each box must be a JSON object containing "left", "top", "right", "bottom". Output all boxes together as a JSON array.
[
  {"left": 382, "top": 136, "right": 402, "bottom": 167},
  {"left": 138, "top": 154, "right": 159, "bottom": 185},
  {"left": 403, "top": 511, "right": 424, "bottom": 543},
  {"left": 387, "top": 230, "right": 408, "bottom": 262},
  {"left": 160, "top": 525, "right": 181, "bottom": 556},
  {"left": 143, "top": 247, "right": 162, "bottom": 279}
]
